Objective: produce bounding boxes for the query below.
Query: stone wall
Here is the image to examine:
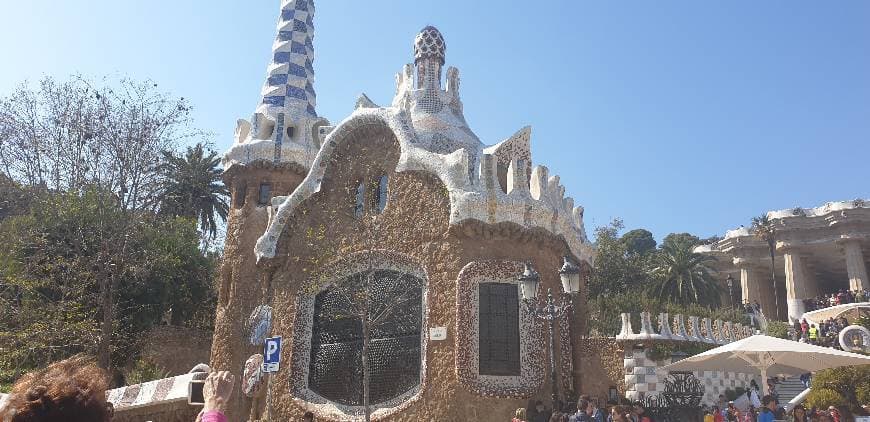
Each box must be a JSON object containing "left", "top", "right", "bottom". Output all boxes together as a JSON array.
[
  {"left": 210, "top": 162, "right": 307, "bottom": 421},
  {"left": 576, "top": 338, "right": 625, "bottom": 401},
  {"left": 623, "top": 347, "right": 754, "bottom": 405},
  {"left": 140, "top": 326, "right": 213, "bottom": 377}
]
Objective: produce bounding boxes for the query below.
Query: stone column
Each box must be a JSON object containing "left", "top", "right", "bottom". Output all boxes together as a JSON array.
[
  {"left": 844, "top": 241, "right": 870, "bottom": 292},
  {"left": 739, "top": 265, "right": 760, "bottom": 306},
  {"left": 738, "top": 263, "right": 777, "bottom": 320},
  {"left": 784, "top": 251, "right": 810, "bottom": 322}
]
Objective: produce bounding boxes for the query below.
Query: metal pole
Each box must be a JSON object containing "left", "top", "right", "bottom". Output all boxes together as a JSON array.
[
  {"left": 729, "top": 284, "right": 734, "bottom": 309},
  {"left": 548, "top": 310, "right": 558, "bottom": 411}
]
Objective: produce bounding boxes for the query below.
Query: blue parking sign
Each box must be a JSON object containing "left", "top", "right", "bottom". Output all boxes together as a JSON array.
[{"left": 262, "top": 336, "right": 281, "bottom": 373}]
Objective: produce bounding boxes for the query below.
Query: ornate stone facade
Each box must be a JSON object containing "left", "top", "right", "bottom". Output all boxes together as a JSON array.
[
  {"left": 697, "top": 199, "right": 870, "bottom": 322},
  {"left": 210, "top": 2, "right": 596, "bottom": 421}
]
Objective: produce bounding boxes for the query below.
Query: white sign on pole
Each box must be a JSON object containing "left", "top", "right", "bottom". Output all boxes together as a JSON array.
[
  {"left": 429, "top": 327, "right": 447, "bottom": 341},
  {"left": 262, "top": 336, "right": 282, "bottom": 373}
]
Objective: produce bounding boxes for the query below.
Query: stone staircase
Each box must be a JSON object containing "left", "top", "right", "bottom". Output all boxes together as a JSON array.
[{"left": 776, "top": 377, "right": 809, "bottom": 406}]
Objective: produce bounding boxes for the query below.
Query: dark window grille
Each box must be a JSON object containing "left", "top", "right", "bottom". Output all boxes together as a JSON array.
[
  {"left": 309, "top": 270, "right": 423, "bottom": 406},
  {"left": 478, "top": 282, "right": 521, "bottom": 376},
  {"left": 258, "top": 183, "right": 271, "bottom": 206},
  {"left": 354, "top": 182, "right": 365, "bottom": 218},
  {"left": 234, "top": 182, "right": 247, "bottom": 208},
  {"left": 373, "top": 175, "right": 388, "bottom": 214}
]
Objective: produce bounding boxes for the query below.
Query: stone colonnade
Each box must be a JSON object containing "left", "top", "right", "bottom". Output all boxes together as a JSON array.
[{"left": 783, "top": 242, "right": 869, "bottom": 322}]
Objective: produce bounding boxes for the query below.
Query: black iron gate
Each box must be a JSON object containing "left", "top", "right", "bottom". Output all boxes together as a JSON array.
[{"left": 642, "top": 371, "right": 705, "bottom": 422}]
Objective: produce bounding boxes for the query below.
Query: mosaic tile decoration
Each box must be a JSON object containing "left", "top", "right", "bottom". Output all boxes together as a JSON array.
[
  {"left": 622, "top": 348, "right": 755, "bottom": 405},
  {"left": 223, "top": 0, "right": 328, "bottom": 172},
  {"left": 288, "top": 250, "right": 430, "bottom": 420},
  {"left": 258, "top": 0, "right": 317, "bottom": 118},
  {"left": 105, "top": 370, "right": 208, "bottom": 411},
  {"left": 229, "top": 24, "right": 593, "bottom": 266},
  {"left": 455, "top": 260, "right": 550, "bottom": 397},
  {"left": 615, "top": 312, "right": 752, "bottom": 343}
]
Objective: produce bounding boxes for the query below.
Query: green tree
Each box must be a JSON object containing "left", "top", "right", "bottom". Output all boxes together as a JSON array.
[
  {"left": 805, "top": 365, "right": 870, "bottom": 414},
  {"left": 648, "top": 236, "right": 722, "bottom": 306},
  {"left": 0, "top": 189, "right": 216, "bottom": 382},
  {"left": 622, "top": 228, "right": 656, "bottom": 256},
  {"left": 751, "top": 215, "right": 780, "bottom": 320},
  {"left": 588, "top": 219, "right": 652, "bottom": 297},
  {"left": 661, "top": 232, "right": 701, "bottom": 249},
  {"left": 158, "top": 143, "right": 229, "bottom": 239}
]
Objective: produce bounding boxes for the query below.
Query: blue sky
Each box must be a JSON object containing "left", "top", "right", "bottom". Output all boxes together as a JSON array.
[{"left": 1, "top": 1, "right": 868, "bottom": 241}]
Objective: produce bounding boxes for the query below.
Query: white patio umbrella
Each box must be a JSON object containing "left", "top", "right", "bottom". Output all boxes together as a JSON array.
[{"left": 661, "top": 335, "right": 870, "bottom": 396}]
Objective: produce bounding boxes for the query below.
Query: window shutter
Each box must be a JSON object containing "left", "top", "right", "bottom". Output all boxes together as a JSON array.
[{"left": 478, "top": 283, "right": 520, "bottom": 376}]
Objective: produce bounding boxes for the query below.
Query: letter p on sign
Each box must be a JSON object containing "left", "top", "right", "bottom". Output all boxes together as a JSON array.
[{"left": 262, "top": 336, "right": 281, "bottom": 373}]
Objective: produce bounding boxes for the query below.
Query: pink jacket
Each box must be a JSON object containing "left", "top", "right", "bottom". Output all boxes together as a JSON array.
[{"left": 201, "top": 411, "right": 227, "bottom": 422}]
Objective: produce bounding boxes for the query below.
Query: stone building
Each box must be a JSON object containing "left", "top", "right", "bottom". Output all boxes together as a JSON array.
[
  {"left": 697, "top": 200, "right": 870, "bottom": 322},
  {"left": 211, "top": 1, "right": 597, "bottom": 421}
]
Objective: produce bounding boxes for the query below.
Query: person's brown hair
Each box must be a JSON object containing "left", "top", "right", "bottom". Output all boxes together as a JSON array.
[{"left": 1, "top": 355, "right": 111, "bottom": 422}]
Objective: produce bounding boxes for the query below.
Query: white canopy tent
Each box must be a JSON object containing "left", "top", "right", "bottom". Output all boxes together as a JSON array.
[
  {"left": 802, "top": 302, "right": 870, "bottom": 326},
  {"left": 662, "top": 335, "right": 870, "bottom": 397}
]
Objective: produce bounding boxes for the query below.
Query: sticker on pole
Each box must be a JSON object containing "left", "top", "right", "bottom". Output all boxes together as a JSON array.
[{"left": 262, "top": 336, "right": 282, "bottom": 373}]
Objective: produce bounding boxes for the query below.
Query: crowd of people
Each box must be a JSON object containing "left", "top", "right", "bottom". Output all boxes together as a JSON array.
[
  {"left": 705, "top": 400, "right": 855, "bottom": 422},
  {"left": 802, "top": 289, "right": 869, "bottom": 312},
  {"left": 1, "top": 355, "right": 867, "bottom": 421},
  {"left": 703, "top": 387, "right": 870, "bottom": 422},
  {"left": 792, "top": 315, "right": 853, "bottom": 349},
  {"left": 511, "top": 397, "right": 652, "bottom": 422}
]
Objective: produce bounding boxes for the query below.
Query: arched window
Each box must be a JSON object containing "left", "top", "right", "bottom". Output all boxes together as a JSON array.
[
  {"left": 373, "top": 175, "right": 388, "bottom": 214},
  {"left": 308, "top": 270, "right": 423, "bottom": 405},
  {"left": 354, "top": 182, "right": 365, "bottom": 218}
]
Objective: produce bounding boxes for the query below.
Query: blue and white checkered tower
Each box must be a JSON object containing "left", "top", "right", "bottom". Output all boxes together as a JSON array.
[{"left": 259, "top": 0, "right": 317, "bottom": 119}]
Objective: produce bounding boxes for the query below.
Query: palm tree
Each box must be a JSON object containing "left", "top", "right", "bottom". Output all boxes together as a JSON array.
[
  {"left": 158, "top": 143, "right": 229, "bottom": 239},
  {"left": 648, "top": 237, "right": 722, "bottom": 306},
  {"left": 751, "top": 215, "right": 780, "bottom": 320}
]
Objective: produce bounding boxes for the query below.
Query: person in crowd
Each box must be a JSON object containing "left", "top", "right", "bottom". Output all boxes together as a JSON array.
[
  {"left": 196, "top": 371, "right": 235, "bottom": 422},
  {"left": 826, "top": 406, "right": 841, "bottom": 422},
  {"left": 725, "top": 401, "right": 740, "bottom": 421},
  {"left": 303, "top": 411, "right": 315, "bottom": 422},
  {"left": 608, "top": 406, "right": 630, "bottom": 422},
  {"left": 711, "top": 405, "right": 724, "bottom": 422},
  {"left": 743, "top": 405, "right": 756, "bottom": 422},
  {"left": 799, "top": 373, "right": 811, "bottom": 388},
  {"left": 0, "top": 355, "right": 113, "bottom": 422},
  {"left": 790, "top": 404, "right": 808, "bottom": 422},
  {"left": 631, "top": 402, "right": 652, "bottom": 422},
  {"left": 757, "top": 395, "right": 777, "bottom": 422},
  {"left": 703, "top": 407, "right": 715, "bottom": 422},
  {"left": 548, "top": 412, "right": 564, "bottom": 422},
  {"left": 568, "top": 399, "right": 591, "bottom": 422},
  {"left": 590, "top": 399, "right": 605, "bottom": 422},
  {"left": 808, "top": 324, "right": 819, "bottom": 344},
  {"left": 532, "top": 400, "right": 551, "bottom": 422},
  {"left": 514, "top": 407, "right": 528, "bottom": 422},
  {"left": 527, "top": 399, "right": 540, "bottom": 422}
]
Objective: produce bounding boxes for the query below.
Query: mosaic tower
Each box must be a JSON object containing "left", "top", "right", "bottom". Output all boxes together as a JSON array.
[{"left": 258, "top": 0, "right": 317, "bottom": 119}]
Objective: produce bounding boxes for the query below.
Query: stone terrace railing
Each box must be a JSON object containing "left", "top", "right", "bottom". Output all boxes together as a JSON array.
[{"left": 615, "top": 312, "right": 754, "bottom": 344}]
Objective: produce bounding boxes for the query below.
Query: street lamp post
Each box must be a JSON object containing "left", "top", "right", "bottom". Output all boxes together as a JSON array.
[
  {"left": 726, "top": 274, "right": 735, "bottom": 309},
  {"left": 518, "top": 258, "right": 581, "bottom": 411}
]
